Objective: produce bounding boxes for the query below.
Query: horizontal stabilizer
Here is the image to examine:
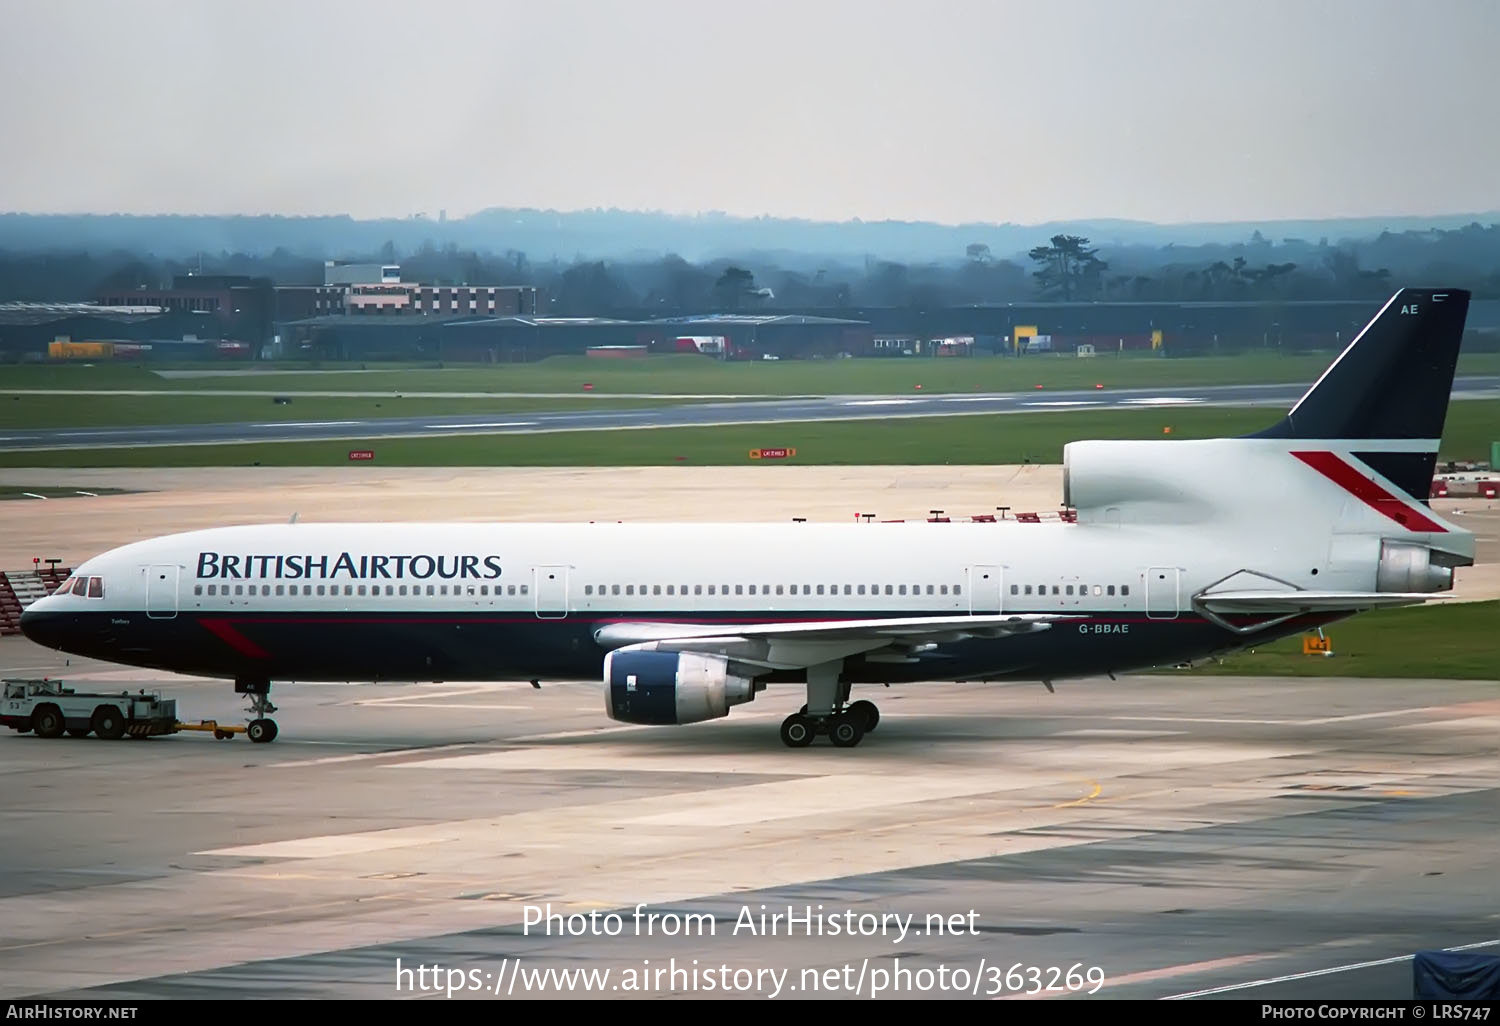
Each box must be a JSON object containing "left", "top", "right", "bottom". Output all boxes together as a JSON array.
[{"left": 1196, "top": 590, "right": 1437, "bottom": 613}]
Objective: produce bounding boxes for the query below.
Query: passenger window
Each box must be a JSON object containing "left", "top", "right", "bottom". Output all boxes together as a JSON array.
[
  {"left": 396, "top": 585, "right": 405, "bottom": 596},
  {"left": 439, "top": 585, "right": 448, "bottom": 595},
  {"left": 584, "top": 585, "right": 593, "bottom": 595},
  {"left": 1093, "top": 585, "right": 1102, "bottom": 596},
  {"left": 899, "top": 585, "right": 907, "bottom": 595},
  {"left": 612, "top": 584, "right": 620, "bottom": 595},
  {"left": 844, "top": 585, "right": 852, "bottom": 595},
  {"left": 467, "top": 586, "right": 475, "bottom": 596},
  {"left": 520, "top": 585, "right": 528, "bottom": 595},
  {"left": 206, "top": 584, "right": 216, "bottom": 595},
  {"left": 1122, "top": 585, "right": 1130, "bottom": 596},
  {"left": 816, "top": 584, "right": 825, "bottom": 595},
  {"left": 1052, "top": 585, "right": 1060, "bottom": 595},
  {"left": 735, "top": 585, "right": 743, "bottom": 595},
  {"left": 235, "top": 584, "right": 244, "bottom": 596},
  {"left": 1066, "top": 585, "right": 1074, "bottom": 595},
  {"left": 665, "top": 585, "right": 673, "bottom": 595},
  {"left": 1107, "top": 585, "right": 1115, "bottom": 596},
  {"left": 626, "top": 585, "right": 635, "bottom": 595},
  {"left": 927, "top": 585, "right": 934, "bottom": 595},
  {"left": 316, "top": 585, "right": 325, "bottom": 596},
  {"left": 261, "top": 584, "right": 270, "bottom": 596},
  {"left": 345, "top": 585, "right": 354, "bottom": 595},
  {"left": 1024, "top": 585, "right": 1032, "bottom": 595},
  {"left": 858, "top": 585, "right": 866, "bottom": 595},
  {"left": 192, "top": 584, "right": 202, "bottom": 596},
  {"left": 358, "top": 585, "right": 366, "bottom": 596},
  {"left": 954, "top": 585, "right": 962, "bottom": 595},
  {"left": 1010, "top": 585, "right": 1018, "bottom": 595},
  {"left": 426, "top": 585, "right": 434, "bottom": 595},
  {"left": 653, "top": 585, "right": 661, "bottom": 595},
  {"left": 275, "top": 585, "right": 284, "bottom": 596},
  {"left": 775, "top": 585, "right": 783, "bottom": 595},
  {"left": 885, "top": 585, "right": 893, "bottom": 596},
  {"left": 939, "top": 585, "right": 947, "bottom": 595},
  {"left": 749, "top": 585, "right": 756, "bottom": 595},
  {"left": 695, "top": 585, "right": 703, "bottom": 595},
  {"left": 480, "top": 585, "right": 488, "bottom": 596}
]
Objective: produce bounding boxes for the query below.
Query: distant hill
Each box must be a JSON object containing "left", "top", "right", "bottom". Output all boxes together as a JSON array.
[{"left": 1, "top": 207, "right": 1497, "bottom": 266}]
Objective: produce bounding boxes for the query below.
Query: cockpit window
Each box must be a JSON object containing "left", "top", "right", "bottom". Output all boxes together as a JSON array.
[
  {"left": 69, "top": 577, "right": 87, "bottom": 595},
  {"left": 86, "top": 577, "right": 104, "bottom": 598}
]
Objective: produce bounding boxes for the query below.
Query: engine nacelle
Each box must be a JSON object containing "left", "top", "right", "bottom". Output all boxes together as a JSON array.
[
  {"left": 1376, "top": 540, "right": 1454, "bottom": 593},
  {"left": 603, "top": 649, "right": 757, "bottom": 725}
]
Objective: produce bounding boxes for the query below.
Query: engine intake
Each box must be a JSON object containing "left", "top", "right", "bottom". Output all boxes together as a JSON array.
[
  {"left": 604, "top": 649, "right": 757, "bottom": 725},
  {"left": 1376, "top": 541, "right": 1454, "bottom": 593}
]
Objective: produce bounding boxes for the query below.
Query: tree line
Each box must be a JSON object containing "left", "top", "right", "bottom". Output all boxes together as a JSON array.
[{"left": 2, "top": 221, "right": 1498, "bottom": 311}]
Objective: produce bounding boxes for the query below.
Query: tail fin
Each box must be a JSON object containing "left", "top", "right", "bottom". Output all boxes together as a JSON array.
[{"left": 1252, "top": 287, "right": 1471, "bottom": 499}]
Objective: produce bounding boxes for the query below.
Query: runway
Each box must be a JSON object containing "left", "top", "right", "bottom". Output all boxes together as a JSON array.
[
  {"left": 1, "top": 639, "right": 1496, "bottom": 1000},
  {"left": 7, "top": 376, "right": 1498, "bottom": 450}
]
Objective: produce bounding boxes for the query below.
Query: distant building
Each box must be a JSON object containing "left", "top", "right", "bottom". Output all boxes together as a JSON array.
[
  {"left": 323, "top": 262, "right": 401, "bottom": 286},
  {"left": 345, "top": 284, "right": 540, "bottom": 316},
  {"left": 0, "top": 302, "right": 235, "bottom": 362}
]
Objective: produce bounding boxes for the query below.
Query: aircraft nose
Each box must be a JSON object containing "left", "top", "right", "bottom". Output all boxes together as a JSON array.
[{"left": 18, "top": 602, "right": 62, "bottom": 648}]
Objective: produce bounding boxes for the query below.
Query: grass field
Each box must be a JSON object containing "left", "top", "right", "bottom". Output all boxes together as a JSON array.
[
  {"left": 0, "top": 393, "right": 686, "bottom": 430},
  {"left": 1168, "top": 600, "right": 1500, "bottom": 680},
  {"left": 7, "top": 350, "right": 1499, "bottom": 396},
  {"left": 2, "top": 398, "right": 1494, "bottom": 468}
]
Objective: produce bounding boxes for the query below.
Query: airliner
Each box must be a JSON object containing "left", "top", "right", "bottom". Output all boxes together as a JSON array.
[{"left": 17, "top": 288, "right": 1474, "bottom": 748}]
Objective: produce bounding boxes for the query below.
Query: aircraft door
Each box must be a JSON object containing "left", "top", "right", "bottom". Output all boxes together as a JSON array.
[
  {"left": 1145, "top": 566, "right": 1180, "bottom": 620},
  {"left": 966, "top": 565, "right": 1002, "bottom": 614},
  {"left": 534, "top": 566, "right": 569, "bottom": 619},
  {"left": 146, "top": 564, "right": 179, "bottom": 620}
]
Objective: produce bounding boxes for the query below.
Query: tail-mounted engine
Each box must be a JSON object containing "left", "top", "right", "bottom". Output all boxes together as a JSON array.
[
  {"left": 604, "top": 649, "right": 758, "bottom": 725},
  {"left": 1375, "top": 540, "right": 1463, "bottom": 593}
]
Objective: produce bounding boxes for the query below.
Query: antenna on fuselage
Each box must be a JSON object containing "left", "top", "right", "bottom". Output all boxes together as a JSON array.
[{"left": 289, "top": 512, "right": 299, "bottom": 524}]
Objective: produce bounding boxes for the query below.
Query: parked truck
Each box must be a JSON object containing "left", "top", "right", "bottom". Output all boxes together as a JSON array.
[{"left": 1, "top": 679, "right": 180, "bottom": 739}]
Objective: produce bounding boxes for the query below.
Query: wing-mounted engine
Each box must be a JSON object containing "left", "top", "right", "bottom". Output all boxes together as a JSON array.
[{"left": 603, "top": 648, "right": 762, "bottom": 725}]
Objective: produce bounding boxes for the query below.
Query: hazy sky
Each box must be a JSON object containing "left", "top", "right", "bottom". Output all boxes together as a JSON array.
[{"left": 2, "top": 0, "right": 1497, "bottom": 225}]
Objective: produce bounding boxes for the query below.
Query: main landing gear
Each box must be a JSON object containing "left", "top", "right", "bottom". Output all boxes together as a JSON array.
[
  {"left": 778, "top": 662, "right": 880, "bottom": 749},
  {"left": 235, "top": 678, "right": 279, "bottom": 743}
]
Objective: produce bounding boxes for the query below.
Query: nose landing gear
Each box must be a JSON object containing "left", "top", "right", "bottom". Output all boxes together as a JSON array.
[{"left": 235, "top": 678, "right": 278, "bottom": 743}]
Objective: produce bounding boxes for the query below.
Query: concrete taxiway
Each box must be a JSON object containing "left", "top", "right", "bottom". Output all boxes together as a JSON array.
[
  {"left": 6, "top": 377, "right": 1498, "bottom": 450},
  {"left": 0, "top": 641, "right": 1496, "bottom": 1000}
]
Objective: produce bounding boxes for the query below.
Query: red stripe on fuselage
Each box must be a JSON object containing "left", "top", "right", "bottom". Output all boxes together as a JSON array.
[
  {"left": 199, "top": 618, "right": 272, "bottom": 659},
  {"left": 1291, "top": 450, "right": 1447, "bottom": 533}
]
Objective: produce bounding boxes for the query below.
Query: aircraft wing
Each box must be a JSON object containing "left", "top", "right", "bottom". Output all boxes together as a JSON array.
[
  {"left": 594, "top": 614, "right": 1076, "bottom": 671},
  {"left": 1194, "top": 590, "right": 1438, "bottom": 613}
]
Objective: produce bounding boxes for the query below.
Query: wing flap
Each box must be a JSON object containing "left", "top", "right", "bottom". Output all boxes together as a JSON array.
[{"left": 1196, "top": 590, "right": 1437, "bottom": 613}]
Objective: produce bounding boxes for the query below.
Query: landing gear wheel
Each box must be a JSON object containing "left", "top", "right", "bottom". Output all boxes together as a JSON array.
[
  {"left": 67, "top": 728, "right": 90, "bottom": 738},
  {"left": 32, "top": 705, "right": 65, "bottom": 739},
  {"left": 828, "top": 713, "right": 865, "bottom": 748},
  {"left": 213, "top": 729, "right": 232, "bottom": 740},
  {"left": 779, "top": 714, "right": 815, "bottom": 748},
  {"left": 847, "top": 700, "right": 879, "bottom": 733},
  {"left": 92, "top": 705, "right": 126, "bottom": 740},
  {"left": 247, "top": 719, "right": 278, "bottom": 744}
]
